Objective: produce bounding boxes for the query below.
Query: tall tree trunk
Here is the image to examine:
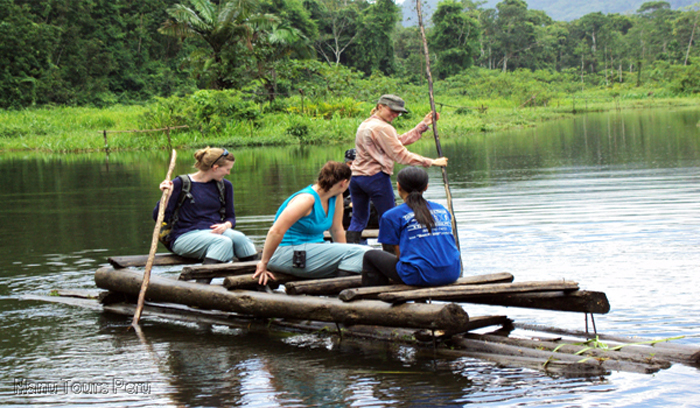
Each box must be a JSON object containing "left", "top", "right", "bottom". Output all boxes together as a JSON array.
[{"left": 685, "top": 16, "right": 698, "bottom": 66}]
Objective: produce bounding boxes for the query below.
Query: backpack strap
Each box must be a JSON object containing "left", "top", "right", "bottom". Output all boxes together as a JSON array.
[
  {"left": 170, "top": 175, "right": 193, "bottom": 229},
  {"left": 216, "top": 180, "right": 226, "bottom": 221}
]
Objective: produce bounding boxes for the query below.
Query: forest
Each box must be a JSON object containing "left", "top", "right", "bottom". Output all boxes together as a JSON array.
[{"left": 1, "top": 0, "right": 699, "bottom": 150}]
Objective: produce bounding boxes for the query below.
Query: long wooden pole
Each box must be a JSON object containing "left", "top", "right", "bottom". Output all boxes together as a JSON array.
[
  {"left": 131, "top": 150, "right": 177, "bottom": 328},
  {"left": 415, "top": 0, "right": 462, "bottom": 271}
]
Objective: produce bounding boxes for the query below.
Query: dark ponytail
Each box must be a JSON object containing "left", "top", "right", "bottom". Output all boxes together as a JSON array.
[{"left": 397, "top": 167, "right": 434, "bottom": 233}]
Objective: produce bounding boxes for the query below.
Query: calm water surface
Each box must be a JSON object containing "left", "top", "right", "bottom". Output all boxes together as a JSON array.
[{"left": 1, "top": 107, "right": 699, "bottom": 407}]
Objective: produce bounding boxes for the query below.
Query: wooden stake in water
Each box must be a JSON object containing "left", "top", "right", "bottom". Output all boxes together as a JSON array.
[
  {"left": 415, "top": 0, "right": 462, "bottom": 273},
  {"left": 131, "top": 150, "right": 177, "bottom": 327}
]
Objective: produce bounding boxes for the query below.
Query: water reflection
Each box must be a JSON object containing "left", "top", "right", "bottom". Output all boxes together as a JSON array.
[{"left": 1, "top": 107, "right": 700, "bottom": 406}]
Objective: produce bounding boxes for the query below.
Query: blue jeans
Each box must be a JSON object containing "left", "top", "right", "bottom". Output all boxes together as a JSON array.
[
  {"left": 172, "top": 229, "right": 257, "bottom": 262},
  {"left": 348, "top": 172, "right": 395, "bottom": 232}
]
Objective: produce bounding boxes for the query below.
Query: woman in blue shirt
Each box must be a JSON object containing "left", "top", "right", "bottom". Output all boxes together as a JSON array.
[
  {"left": 362, "top": 166, "right": 461, "bottom": 287},
  {"left": 253, "top": 161, "right": 371, "bottom": 285},
  {"left": 155, "top": 147, "right": 258, "bottom": 267}
]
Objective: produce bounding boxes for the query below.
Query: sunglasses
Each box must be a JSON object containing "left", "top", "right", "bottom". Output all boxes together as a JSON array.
[{"left": 215, "top": 149, "right": 229, "bottom": 164}]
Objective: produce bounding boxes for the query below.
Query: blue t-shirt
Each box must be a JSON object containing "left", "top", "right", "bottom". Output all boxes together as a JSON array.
[
  {"left": 275, "top": 185, "right": 335, "bottom": 246},
  {"left": 378, "top": 201, "right": 460, "bottom": 286},
  {"left": 153, "top": 176, "right": 237, "bottom": 248}
]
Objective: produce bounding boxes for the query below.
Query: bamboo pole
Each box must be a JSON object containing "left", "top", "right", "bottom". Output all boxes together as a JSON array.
[
  {"left": 415, "top": 0, "right": 462, "bottom": 272},
  {"left": 131, "top": 150, "right": 177, "bottom": 328}
]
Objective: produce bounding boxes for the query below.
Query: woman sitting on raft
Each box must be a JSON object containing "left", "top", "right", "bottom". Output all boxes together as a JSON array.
[
  {"left": 253, "top": 161, "right": 371, "bottom": 285},
  {"left": 155, "top": 147, "right": 258, "bottom": 267},
  {"left": 361, "top": 166, "right": 461, "bottom": 287}
]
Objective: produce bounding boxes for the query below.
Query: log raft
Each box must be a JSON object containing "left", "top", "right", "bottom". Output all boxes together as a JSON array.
[
  {"left": 85, "top": 254, "right": 700, "bottom": 376},
  {"left": 95, "top": 267, "right": 470, "bottom": 331}
]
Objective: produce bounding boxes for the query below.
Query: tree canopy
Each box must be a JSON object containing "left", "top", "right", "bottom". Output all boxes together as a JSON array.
[{"left": 2, "top": 0, "right": 700, "bottom": 109}]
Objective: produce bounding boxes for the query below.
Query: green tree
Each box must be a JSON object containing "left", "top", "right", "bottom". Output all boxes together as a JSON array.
[
  {"left": 159, "top": 0, "right": 270, "bottom": 89},
  {"left": 492, "top": 0, "right": 538, "bottom": 72},
  {"left": 309, "top": 0, "right": 364, "bottom": 66},
  {"left": 345, "top": 0, "right": 400, "bottom": 76},
  {"left": 394, "top": 25, "right": 424, "bottom": 83},
  {"left": 673, "top": 2, "right": 700, "bottom": 65},
  {"left": 429, "top": 0, "right": 481, "bottom": 79},
  {"left": 0, "top": 0, "right": 59, "bottom": 108}
]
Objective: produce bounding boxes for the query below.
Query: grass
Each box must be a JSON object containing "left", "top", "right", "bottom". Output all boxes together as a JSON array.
[{"left": 1, "top": 90, "right": 698, "bottom": 153}]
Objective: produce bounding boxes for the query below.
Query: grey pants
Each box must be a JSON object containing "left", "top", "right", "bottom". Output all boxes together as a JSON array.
[
  {"left": 172, "top": 229, "right": 257, "bottom": 262},
  {"left": 268, "top": 242, "right": 371, "bottom": 279}
]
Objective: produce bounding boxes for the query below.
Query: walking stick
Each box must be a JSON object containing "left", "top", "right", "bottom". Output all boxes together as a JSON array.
[
  {"left": 416, "top": 0, "right": 463, "bottom": 273},
  {"left": 131, "top": 150, "right": 177, "bottom": 327}
]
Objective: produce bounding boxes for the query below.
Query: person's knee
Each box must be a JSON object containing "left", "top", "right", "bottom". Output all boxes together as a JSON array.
[{"left": 205, "top": 236, "right": 234, "bottom": 260}]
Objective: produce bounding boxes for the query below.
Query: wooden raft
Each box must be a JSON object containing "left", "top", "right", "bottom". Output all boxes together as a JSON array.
[
  {"left": 27, "top": 285, "right": 700, "bottom": 377},
  {"left": 95, "top": 267, "right": 471, "bottom": 331},
  {"left": 88, "top": 255, "right": 700, "bottom": 377}
]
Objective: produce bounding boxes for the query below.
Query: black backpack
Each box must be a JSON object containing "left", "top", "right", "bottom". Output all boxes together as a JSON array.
[{"left": 158, "top": 175, "right": 226, "bottom": 247}]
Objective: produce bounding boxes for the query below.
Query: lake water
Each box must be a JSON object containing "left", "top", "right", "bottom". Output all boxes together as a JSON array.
[{"left": 1, "top": 107, "right": 699, "bottom": 407}]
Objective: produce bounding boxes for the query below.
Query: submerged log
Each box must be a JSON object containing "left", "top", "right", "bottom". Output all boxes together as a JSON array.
[
  {"left": 452, "top": 350, "right": 609, "bottom": 377},
  {"left": 179, "top": 260, "right": 260, "bottom": 281},
  {"left": 451, "top": 336, "right": 663, "bottom": 374},
  {"left": 463, "top": 333, "right": 672, "bottom": 368},
  {"left": 457, "top": 290, "right": 610, "bottom": 314},
  {"left": 339, "top": 272, "right": 515, "bottom": 302},
  {"left": 379, "top": 280, "right": 579, "bottom": 304},
  {"left": 95, "top": 267, "right": 470, "bottom": 331},
  {"left": 514, "top": 323, "right": 700, "bottom": 365},
  {"left": 108, "top": 253, "right": 199, "bottom": 268},
  {"left": 284, "top": 276, "right": 363, "bottom": 296}
]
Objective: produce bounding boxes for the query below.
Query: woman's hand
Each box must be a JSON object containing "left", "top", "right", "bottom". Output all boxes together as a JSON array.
[
  {"left": 209, "top": 221, "right": 232, "bottom": 235},
  {"left": 431, "top": 157, "right": 448, "bottom": 167},
  {"left": 421, "top": 111, "right": 440, "bottom": 127},
  {"left": 159, "top": 180, "right": 173, "bottom": 192},
  {"left": 253, "top": 261, "right": 276, "bottom": 285}
]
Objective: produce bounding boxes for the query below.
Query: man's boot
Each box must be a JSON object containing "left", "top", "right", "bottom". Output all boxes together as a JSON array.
[
  {"left": 362, "top": 270, "right": 389, "bottom": 286},
  {"left": 346, "top": 230, "right": 363, "bottom": 244}
]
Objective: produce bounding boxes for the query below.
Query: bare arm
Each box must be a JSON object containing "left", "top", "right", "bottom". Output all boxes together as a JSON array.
[
  {"left": 253, "top": 194, "right": 315, "bottom": 285},
  {"left": 328, "top": 193, "right": 346, "bottom": 243}
]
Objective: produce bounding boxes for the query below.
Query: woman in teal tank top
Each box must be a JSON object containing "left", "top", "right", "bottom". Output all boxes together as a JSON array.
[{"left": 253, "top": 161, "right": 371, "bottom": 284}]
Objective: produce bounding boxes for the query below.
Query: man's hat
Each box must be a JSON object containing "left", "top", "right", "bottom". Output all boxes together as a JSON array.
[{"left": 377, "top": 94, "right": 409, "bottom": 113}]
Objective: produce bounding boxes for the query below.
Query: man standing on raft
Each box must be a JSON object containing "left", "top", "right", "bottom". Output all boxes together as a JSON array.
[{"left": 346, "top": 94, "right": 448, "bottom": 250}]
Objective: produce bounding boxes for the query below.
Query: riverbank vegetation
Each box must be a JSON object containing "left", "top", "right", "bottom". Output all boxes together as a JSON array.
[{"left": 2, "top": 0, "right": 699, "bottom": 152}]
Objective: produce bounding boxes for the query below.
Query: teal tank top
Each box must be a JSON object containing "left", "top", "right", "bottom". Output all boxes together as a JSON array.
[{"left": 276, "top": 185, "right": 336, "bottom": 246}]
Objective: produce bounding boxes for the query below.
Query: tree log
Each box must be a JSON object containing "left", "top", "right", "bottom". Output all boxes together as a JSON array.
[
  {"left": 223, "top": 272, "right": 299, "bottom": 290},
  {"left": 456, "top": 290, "right": 610, "bottom": 314},
  {"left": 324, "top": 229, "right": 378, "bottom": 240},
  {"left": 379, "top": 281, "right": 580, "bottom": 304},
  {"left": 413, "top": 316, "right": 512, "bottom": 341},
  {"left": 108, "top": 253, "right": 199, "bottom": 268},
  {"left": 179, "top": 260, "right": 260, "bottom": 281},
  {"left": 451, "top": 351, "right": 609, "bottom": 377},
  {"left": 514, "top": 323, "right": 700, "bottom": 365},
  {"left": 463, "top": 333, "right": 671, "bottom": 368},
  {"left": 94, "top": 267, "right": 470, "bottom": 331},
  {"left": 284, "top": 276, "right": 363, "bottom": 295},
  {"left": 451, "top": 336, "right": 663, "bottom": 374},
  {"left": 339, "top": 272, "right": 515, "bottom": 302}
]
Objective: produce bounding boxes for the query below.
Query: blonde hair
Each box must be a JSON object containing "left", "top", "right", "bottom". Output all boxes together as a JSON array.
[{"left": 193, "top": 147, "right": 235, "bottom": 171}]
